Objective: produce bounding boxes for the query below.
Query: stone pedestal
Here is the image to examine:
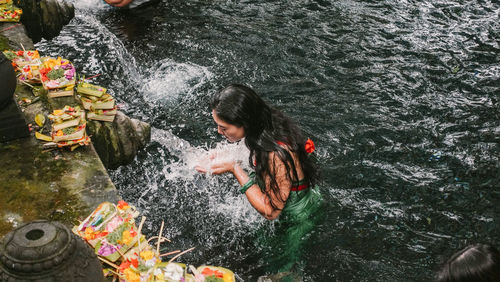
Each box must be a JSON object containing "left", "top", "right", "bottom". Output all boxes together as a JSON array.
[{"left": 0, "top": 220, "right": 104, "bottom": 281}]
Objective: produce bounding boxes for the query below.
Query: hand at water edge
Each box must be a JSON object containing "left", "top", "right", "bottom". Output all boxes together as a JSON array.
[
  {"left": 104, "top": 0, "right": 134, "bottom": 7},
  {"left": 194, "top": 151, "right": 217, "bottom": 174},
  {"left": 195, "top": 160, "right": 238, "bottom": 175},
  {"left": 208, "top": 160, "right": 238, "bottom": 175}
]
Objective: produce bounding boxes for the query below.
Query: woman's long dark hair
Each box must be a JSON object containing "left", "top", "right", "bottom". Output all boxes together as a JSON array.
[
  {"left": 437, "top": 243, "right": 500, "bottom": 282},
  {"left": 210, "top": 84, "right": 319, "bottom": 210}
]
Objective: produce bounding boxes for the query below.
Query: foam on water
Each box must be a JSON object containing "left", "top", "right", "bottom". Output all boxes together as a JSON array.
[
  {"left": 141, "top": 59, "right": 214, "bottom": 106},
  {"left": 122, "top": 128, "right": 265, "bottom": 229},
  {"left": 36, "top": 1, "right": 141, "bottom": 93}
]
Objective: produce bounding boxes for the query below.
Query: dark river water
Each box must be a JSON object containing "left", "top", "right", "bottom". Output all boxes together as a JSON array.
[{"left": 36, "top": 0, "right": 499, "bottom": 281}]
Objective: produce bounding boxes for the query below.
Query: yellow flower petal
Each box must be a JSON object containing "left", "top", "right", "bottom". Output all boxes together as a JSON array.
[
  {"left": 140, "top": 250, "right": 154, "bottom": 261},
  {"left": 34, "top": 114, "right": 45, "bottom": 127},
  {"left": 35, "top": 131, "right": 52, "bottom": 142}
]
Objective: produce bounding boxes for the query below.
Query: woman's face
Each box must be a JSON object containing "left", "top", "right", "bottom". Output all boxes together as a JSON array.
[{"left": 212, "top": 110, "right": 245, "bottom": 142}]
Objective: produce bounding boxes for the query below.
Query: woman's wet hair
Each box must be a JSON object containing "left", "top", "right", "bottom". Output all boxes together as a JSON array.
[
  {"left": 437, "top": 243, "right": 500, "bottom": 282},
  {"left": 210, "top": 84, "right": 271, "bottom": 136},
  {"left": 211, "top": 84, "right": 319, "bottom": 210}
]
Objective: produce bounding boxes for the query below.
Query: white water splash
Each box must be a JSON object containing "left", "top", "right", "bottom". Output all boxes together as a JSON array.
[
  {"left": 37, "top": 0, "right": 141, "bottom": 90},
  {"left": 71, "top": 12, "right": 141, "bottom": 85},
  {"left": 150, "top": 128, "right": 251, "bottom": 182},
  {"left": 66, "top": 0, "right": 111, "bottom": 10},
  {"left": 148, "top": 128, "right": 264, "bottom": 226},
  {"left": 141, "top": 59, "right": 214, "bottom": 105}
]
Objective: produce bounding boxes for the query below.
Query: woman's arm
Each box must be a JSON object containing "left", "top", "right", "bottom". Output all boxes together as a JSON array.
[
  {"left": 207, "top": 152, "right": 291, "bottom": 220},
  {"left": 104, "top": 0, "right": 134, "bottom": 7}
]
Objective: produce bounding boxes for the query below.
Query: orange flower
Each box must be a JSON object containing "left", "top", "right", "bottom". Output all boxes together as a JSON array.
[
  {"left": 119, "top": 230, "right": 135, "bottom": 245},
  {"left": 117, "top": 200, "right": 129, "bottom": 210},
  {"left": 140, "top": 250, "right": 154, "bottom": 261},
  {"left": 84, "top": 227, "right": 96, "bottom": 240},
  {"left": 119, "top": 260, "right": 131, "bottom": 272},
  {"left": 305, "top": 138, "right": 315, "bottom": 153},
  {"left": 123, "top": 268, "right": 140, "bottom": 282},
  {"left": 202, "top": 268, "right": 224, "bottom": 278}
]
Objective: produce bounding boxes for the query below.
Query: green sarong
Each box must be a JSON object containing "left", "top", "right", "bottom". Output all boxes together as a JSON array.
[{"left": 258, "top": 185, "right": 324, "bottom": 276}]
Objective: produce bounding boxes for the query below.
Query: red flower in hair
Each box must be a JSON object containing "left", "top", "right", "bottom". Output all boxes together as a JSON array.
[{"left": 305, "top": 138, "right": 315, "bottom": 153}]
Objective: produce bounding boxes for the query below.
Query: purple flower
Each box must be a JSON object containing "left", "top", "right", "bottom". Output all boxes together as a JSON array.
[
  {"left": 98, "top": 241, "right": 117, "bottom": 256},
  {"left": 64, "top": 68, "right": 75, "bottom": 80}
]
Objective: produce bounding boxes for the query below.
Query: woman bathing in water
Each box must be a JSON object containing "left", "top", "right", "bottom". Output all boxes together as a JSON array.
[{"left": 196, "top": 84, "right": 321, "bottom": 221}]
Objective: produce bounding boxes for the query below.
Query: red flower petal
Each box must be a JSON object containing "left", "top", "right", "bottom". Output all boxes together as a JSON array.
[
  {"left": 130, "top": 258, "right": 139, "bottom": 268},
  {"left": 305, "top": 138, "right": 315, "bottom": 153}
]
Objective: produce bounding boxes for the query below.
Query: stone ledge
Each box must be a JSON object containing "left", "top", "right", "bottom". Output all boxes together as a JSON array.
[
  {"left": 0, "top": 4, "right": 150, "bottom": 237},
  {"left": 0, "top": 82, "right": 121, "bottom": 237}
]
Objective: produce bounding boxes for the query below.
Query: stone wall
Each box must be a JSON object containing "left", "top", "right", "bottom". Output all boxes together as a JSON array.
[{"left": 14, "top": 0, "right": 74, "bottom": 43}]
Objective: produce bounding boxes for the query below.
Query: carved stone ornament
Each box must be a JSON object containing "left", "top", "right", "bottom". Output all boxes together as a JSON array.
[{"left": 0, "top": 220, "right": 104, "bottom": 281}]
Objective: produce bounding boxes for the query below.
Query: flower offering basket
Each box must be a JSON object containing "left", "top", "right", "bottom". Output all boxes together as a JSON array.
[
  {"left": 47, "top": 105, "right": 89, "bottom": 146},
  {"left": 73, "top": 201, "right": 236, "bottom": 282},
  {"left": 40, "top": 57, "right": 76, "bottom": 97},
  {"left": 77, "top": 81, "right": 107, "bottom": 97},
  {"left": 77, "top": 80, "right": 117, "bottom": 122},
  {"left": 197, "top": 265, "right": 236, "bottom": 282},
  {"left": 94, "top": 221, "right": 140, "bottom": 262},
  {"left": 146, "top": 262, "right": 188, "bottom": 282},
  {"left": 3, "top": 50, "right": 41, "bottom": 69},
  {"left": 0, "top": 1, "right": 22, "bottom": 22},
  {"left": 73, "top": 202, "right": 118, "bottom": 247},
  {"left": 19, "top": 64, "right": 42, "bottom": 84}
]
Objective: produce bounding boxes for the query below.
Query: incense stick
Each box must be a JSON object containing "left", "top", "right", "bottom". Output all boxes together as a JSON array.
[
  {"left": 159, "top": 249, "right": 180, "bottom": 257},
  {"left": 19, "top": 79, "right": 34, "bottom": 88},
  {"left": 98, "top": 256, "right": 119, "bottom": 269},
  {"left": 85, "top": 73, "right": 102, "bottom": 80},
  {"left": 147, "top": 236, "right": 170, "bottom": 244},
  {"left": 167, "top": 247, "right": 195, "bottom": 264},
  {"left": 157, "top": 220, "right": 164, "bottom": 254},
  {"left": 107, "top": 269, "right": 121, "bottom": 277},
  {"left": 189, "top": 265, "right": 204, "bottom": 282},
  {"left": 0, "top": 23, "right": 21, "bottom": 32},
  {"left": 115, "top": 245, "right": 125, "bottom": 258},
  {"left": 136, "top": 216, "right": 146, "bottom": 255}
]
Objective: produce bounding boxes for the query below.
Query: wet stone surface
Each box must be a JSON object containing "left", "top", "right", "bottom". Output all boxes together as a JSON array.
[{"left": 0, "top": 84, "right": 120, "bottom": 238}]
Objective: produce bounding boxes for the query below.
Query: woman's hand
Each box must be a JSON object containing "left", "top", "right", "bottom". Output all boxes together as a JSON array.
[
  {"left": 104, "top": 0, "right": 134, "bottom": 7},
  {"left": 209, "top": 161, "right": 237, "bottom": 175},
  {"left": 195, "top": 159, "right": 238, "bottom": 175}
]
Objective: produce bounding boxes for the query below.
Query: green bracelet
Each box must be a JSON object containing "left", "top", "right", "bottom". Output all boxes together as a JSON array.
[{"left": 240, "top": 178, "right": 255, "bottom": 194}]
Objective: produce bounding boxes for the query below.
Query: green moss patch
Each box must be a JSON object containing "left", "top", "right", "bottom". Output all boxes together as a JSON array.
[
  {"left": 0, "top": 139, "right": 87, "bottom": 237},
  {"left": 0, "top": 34, "right": 10, "bottom": 50}
]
